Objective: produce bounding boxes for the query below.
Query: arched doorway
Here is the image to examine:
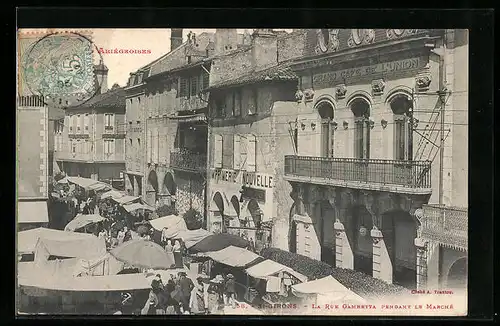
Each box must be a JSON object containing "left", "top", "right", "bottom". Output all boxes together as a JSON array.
[
  {"left": 312, "top": 200, "right": 336, "bottom": 266},
  {"left": 352, "top": 205, "right": 373, "bottom": 276},
  {"left": 349, "top": 97, "right": 371, "bottom": 159},
  {"left": 382, "top": 210, "right": 418, "bottom": 289},
  {"left": 316, "top": 100, "right": 335, "bottom": 158},
  {"left": 247, "top": 199, "right": 262, "bottom": 228},
  {"left": 163, "top": 172, "right": 177, "bottom": 196},
  {"left": 210, "top": 192, "right": 224, "bottom": 233},
  {"left": 447, "top": 257, "right": 467, "bottom": 289},
  {"left": 146, "top": 170, "right": 158, "bottom": 207}
]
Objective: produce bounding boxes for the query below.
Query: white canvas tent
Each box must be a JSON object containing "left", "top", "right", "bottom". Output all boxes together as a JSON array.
[
  {"left": 33, "top": 235, "right": 107, "bottom": 264},
  {"left": 149, "top": 215, "right": 187, "bottom": 232},
  {"left": 245, "top": 259, "right": 308, "bottom": 283},
  {"left": 291, "top": 275, "right": 366, "bottom": 304},
  {"left": 18, "top": 228, "right": 98, "bottom": 255}
]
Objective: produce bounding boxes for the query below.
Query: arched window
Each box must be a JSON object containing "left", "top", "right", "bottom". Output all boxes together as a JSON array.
[
  {"left": 350, "top": 98, "right": 371, "bottom": 159},
  {"left": 390, "top": 94, "right": 413, "bottom": 161},
  {"left": 317, "top": 101, "right": 335, "bottom": 158}
]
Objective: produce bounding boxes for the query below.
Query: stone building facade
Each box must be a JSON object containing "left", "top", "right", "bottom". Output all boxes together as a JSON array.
[
  {"left": 205, "top": 29, "right": 307, "bottom": 250},
  {"left": 55, "top": 85, "right": 126, "bottom": 189},
  {"left": 279, "top": 29, "right": 468, "bottom": 290}
]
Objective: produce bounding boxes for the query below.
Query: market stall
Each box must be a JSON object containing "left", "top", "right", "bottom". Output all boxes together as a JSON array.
[
  {"left": 291, "top": 275, "right": 367, "bottom": 306},
  {"left": 112, "top": 195, "right": 141, "bottom": 206},
  {"left": 188, "top": 233, "right": 250, "bottom": 254},
  {"left": 64, "top": 214, "right": 106, "bottom": 232}
]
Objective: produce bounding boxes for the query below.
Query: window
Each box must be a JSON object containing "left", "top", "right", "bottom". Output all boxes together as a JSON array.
[
  {"left": 350, "top": 98, "right": 371, "bottom": 159},
  {"left": 104, "top": 114, "right": 115, "bottom": 132},
  {"left": 391, "top": 95, "right": 414, "bottom": 160},
  {"left": 234, "top": 90, "right": 242, "bottom": 117},
  {"left": 104, "top": 139, "right": 115, "bottom": 155},
  {"left": 226, "top": 93, "right": 234, "bottom": 117},
  {"left": 246, "top": 134, "right": 257, "bottom": 172},
  {"left": 249, "top": 88, "right": 258, "bottom": 115},
  {"left": 179, "top": 77, "right": 188, "bottom": 97},
  {"left": 201, "top": 71, "right": 210, "bottom": 90},
  {"left": 233, "top": 134, "right": 241, "bottom": 169},
  {"left": 215, "top": 96, "right": 225, "bottom": 118},
  {"left": 129, "top": 138, "right": 133, "bottom": 146},
  {"left": 76, "top": 115, "right": 81, "bottom": 133},
  {"left": 71, "top": 140, "right": 75, "bottom": 153},
  {"left": 214, "top": 134, "right": 223, "bottom": 168},
  {"left": 317, "top": 102, "right": 335, "bottom": 158},
  {"left": 138, "top": 138, "right": 141, "bottom": 147},
  {"left": 190, "top": 76, "right": 199, "bottom": 96},
  {"left": 147, "top": 129, "right": 152, "bottom": 163},
  {"left": 84, "top": 140, "right": 89, "bottom": 154},
  {"left": 84, "top": 114, "right": 89, "bottom": 133},
  {"left": 76, "top": 139, "right": 81, "bottom": 153},
  {"left": 301, "top": 74, "right": 313, "bottom": 90}
]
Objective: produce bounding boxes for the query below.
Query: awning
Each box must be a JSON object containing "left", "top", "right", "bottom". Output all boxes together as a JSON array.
[
  {"left": 18, "top": 201, "right": 49, "bottom": 224},
  {"left": 291, "top": 275, "right": 367, "bottom": 303},
  {"left": 292, "top": 214, "right": 314, "bottom": 224},
  {"left": 64, "top": 214, "right": 106, "bottom": 232},
  {"left": 166, "top": 113, "right": 207, "bottom": 123},
  {"left": 245, "top": 259, "right": 308, "bottom": 282},
  {"left": 122, "top": 202, "right": 155, "bottom": 213},
  {"left": 149, "top": 215, "right": 187, "bottom": 232},
  {"left": 67, "top": 177, "right": 102, "bottom": 190},
  {"left": 201, "top": 245, "right": 263, "bottom": 268},
  {"left": 17, "top": 228, "right": 97, "bottom": 255},
  {"left": 112, "top": 195, "right": 141, "bottom": 205},
  {"left": 18, "top": 273, "right": 152, "bottom": 292},
  {"left": 34, "top": 235, "right": 107, "bottom": 261},
  {"left": 100, "top": 189, "right": 126, "bottom": 200},
  {"left": 87, "top": 182, "right": 111, "bottom": 192}
]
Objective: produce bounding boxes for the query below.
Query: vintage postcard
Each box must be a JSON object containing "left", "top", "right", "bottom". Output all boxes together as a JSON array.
[{"left": 16, "top": 28, "right": 468, "bottom": 316}]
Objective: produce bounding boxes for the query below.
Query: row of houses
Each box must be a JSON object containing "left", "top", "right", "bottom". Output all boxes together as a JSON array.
[{"left": 52, "top": 28, "right": 468, "bottom": 291}]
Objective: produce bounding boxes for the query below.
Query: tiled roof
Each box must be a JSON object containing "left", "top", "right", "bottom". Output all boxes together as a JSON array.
[
  {"left": 206, "top": 62, "right": 298, "bottom": 91},
  {"left": 66, "top": 87, "right": 126, "bottom": 111}
]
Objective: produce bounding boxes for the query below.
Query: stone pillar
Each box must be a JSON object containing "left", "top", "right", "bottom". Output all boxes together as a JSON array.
[
  {"left": 334, "top": 219, "right": 354, "bottom": 269},
  {"left": 371, "top": 227, "right": 393, "bottom": 284},
  {"left": 133, "top": 176, "right": 139, "bottom": 197},
  {"left": 415, "top": 237, "right": 428, "bottom": 290}
]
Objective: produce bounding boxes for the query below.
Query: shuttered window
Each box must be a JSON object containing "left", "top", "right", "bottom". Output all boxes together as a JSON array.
[
  {"left": 214, "top": 134, "right": 223, "bottom": 168},
  {"left": 240, "top": 135, "right": 248, "bottom": 170},
  {"left": 65, "top": 116, "right": 71, "bottom": 134},
  {"left": 76, "top": 115, "right": 82, "bottom": 133},
  {"left": 147, "top": 129, "right": 152, "bottom": 163},
  {"left": 233, "top": 134, "right": 241, "bottom": 169},
  {"left": 247, "top": 134, "right": 257, "bottom": 172},
  {"left": 201, "top": 71, "right": 210, "bottom": 90},
  {"left": 179, "top": 77, "right": 188, "bottom": 97},
  {"left": 190, "top": 76, "right": 199, "bottom": 96},
  {"left": 84, "top": 114, "right": 89, "bottom": 133}
]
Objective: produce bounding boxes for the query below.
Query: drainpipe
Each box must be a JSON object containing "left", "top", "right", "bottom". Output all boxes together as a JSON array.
[{"left": 438, "top": 31, "right": 447, "bottom": 206}]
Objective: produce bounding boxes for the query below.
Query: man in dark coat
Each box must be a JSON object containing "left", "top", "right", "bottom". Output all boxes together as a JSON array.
[{"left": 178, "top": 272, "right": 195, "bottom": 313}]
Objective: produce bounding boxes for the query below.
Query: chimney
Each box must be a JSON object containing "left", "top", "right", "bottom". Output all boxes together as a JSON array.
[
  {"left": 251, "top": 29, "right": 278, "bottom": 70},
  {"left": 94, "top": 61, "right": 109, "bottom": 94},
  {"left": 170, "top": 28, "right": 183, "bottom": 52},
  {"left": 214, "top": 29, "right": 238, "bottom": 56}
]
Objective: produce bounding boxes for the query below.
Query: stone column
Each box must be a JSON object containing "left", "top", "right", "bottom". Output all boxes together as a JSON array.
[
  {"left": 415, "top": 237, "right": 428, "bottom": 290},
  {"left": 334, "top": 219, "right": 354, "bottom": 269},
  {"left": 371, "top": 227, "right": 393, "bottom": 284}
]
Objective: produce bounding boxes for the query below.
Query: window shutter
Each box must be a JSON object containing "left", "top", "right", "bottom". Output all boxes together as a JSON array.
[
  {"left": 233, "top": 134, "right": 241, "bottom": 169},
  {"left": 155, "top": 128, "right": 160, "bottom": 163},
  {"left": 190, "top": 76, "right": 198, "bottom": 96},
  {"left": 247, "top": 134, "right": 256, "bottom": 172},
  {"left": 111, "top": 139, "right": 115, "bottom": 155},
  {"left": 240, "top": 136, "right": 248, "bottom": 170},
  {"left": 214, "top": 134, "right": 223, "bottom": 168},
  {"left": 110, "top": 114, "right": 115, "bottom": 131},
  {"left": 202, "top": 71, "right": 210, "bottom": 90},
  {"left": 147, "top": 129, "right": 152, "bottom": 163},
  {"left": 179, "top": 77, "right": 188, "bottom": 97},
  {"left": 65, "top": 116, "right": 70, "bottom": 133},
  {"left": 84, "top": 114, "right": 89, "bottom": 133}
]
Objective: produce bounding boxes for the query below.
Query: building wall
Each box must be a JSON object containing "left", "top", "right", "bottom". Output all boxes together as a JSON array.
[
  {"left": 448, "top": 29, "right": 468, "bottom": 208},
  {"left": 207, "top": 84, "right": 297, "bottom": 247},
  {"left": 17, "top": 104, "right": 49, "bottom": 199}
]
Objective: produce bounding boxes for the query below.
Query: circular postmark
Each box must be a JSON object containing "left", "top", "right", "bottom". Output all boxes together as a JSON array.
[{"left": 21, "top": 32, "right": 103, "bottom": 108}]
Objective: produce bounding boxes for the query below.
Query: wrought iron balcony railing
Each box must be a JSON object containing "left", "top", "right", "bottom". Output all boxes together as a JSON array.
[
  {"left": 170, "top": 150, "right": 207, "bottom": 173},
  {"left": 421, "top": 204, "right": 468, "bottom": 250},
  {"left": 284, "top": 155, "right": 432, "bottom": 193}
]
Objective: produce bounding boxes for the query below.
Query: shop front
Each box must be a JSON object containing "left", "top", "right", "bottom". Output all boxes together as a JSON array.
[{"left": 208, "top": 168, "right": 274, "bottom": 251}]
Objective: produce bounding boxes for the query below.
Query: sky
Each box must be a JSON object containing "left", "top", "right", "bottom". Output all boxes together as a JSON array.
[{"left": 19, "top": 29, "right": 292, "bottom": 88}]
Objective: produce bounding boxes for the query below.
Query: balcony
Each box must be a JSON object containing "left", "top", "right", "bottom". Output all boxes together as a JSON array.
[
  {"left": 284, "top": 155, "right": 432, "bottom": 194},
  {"left": 421, "top": 204, "right": 467, "bottom": 250},
  {"left": 170, "top": 149, "right": 207, "bottom": 173}
]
